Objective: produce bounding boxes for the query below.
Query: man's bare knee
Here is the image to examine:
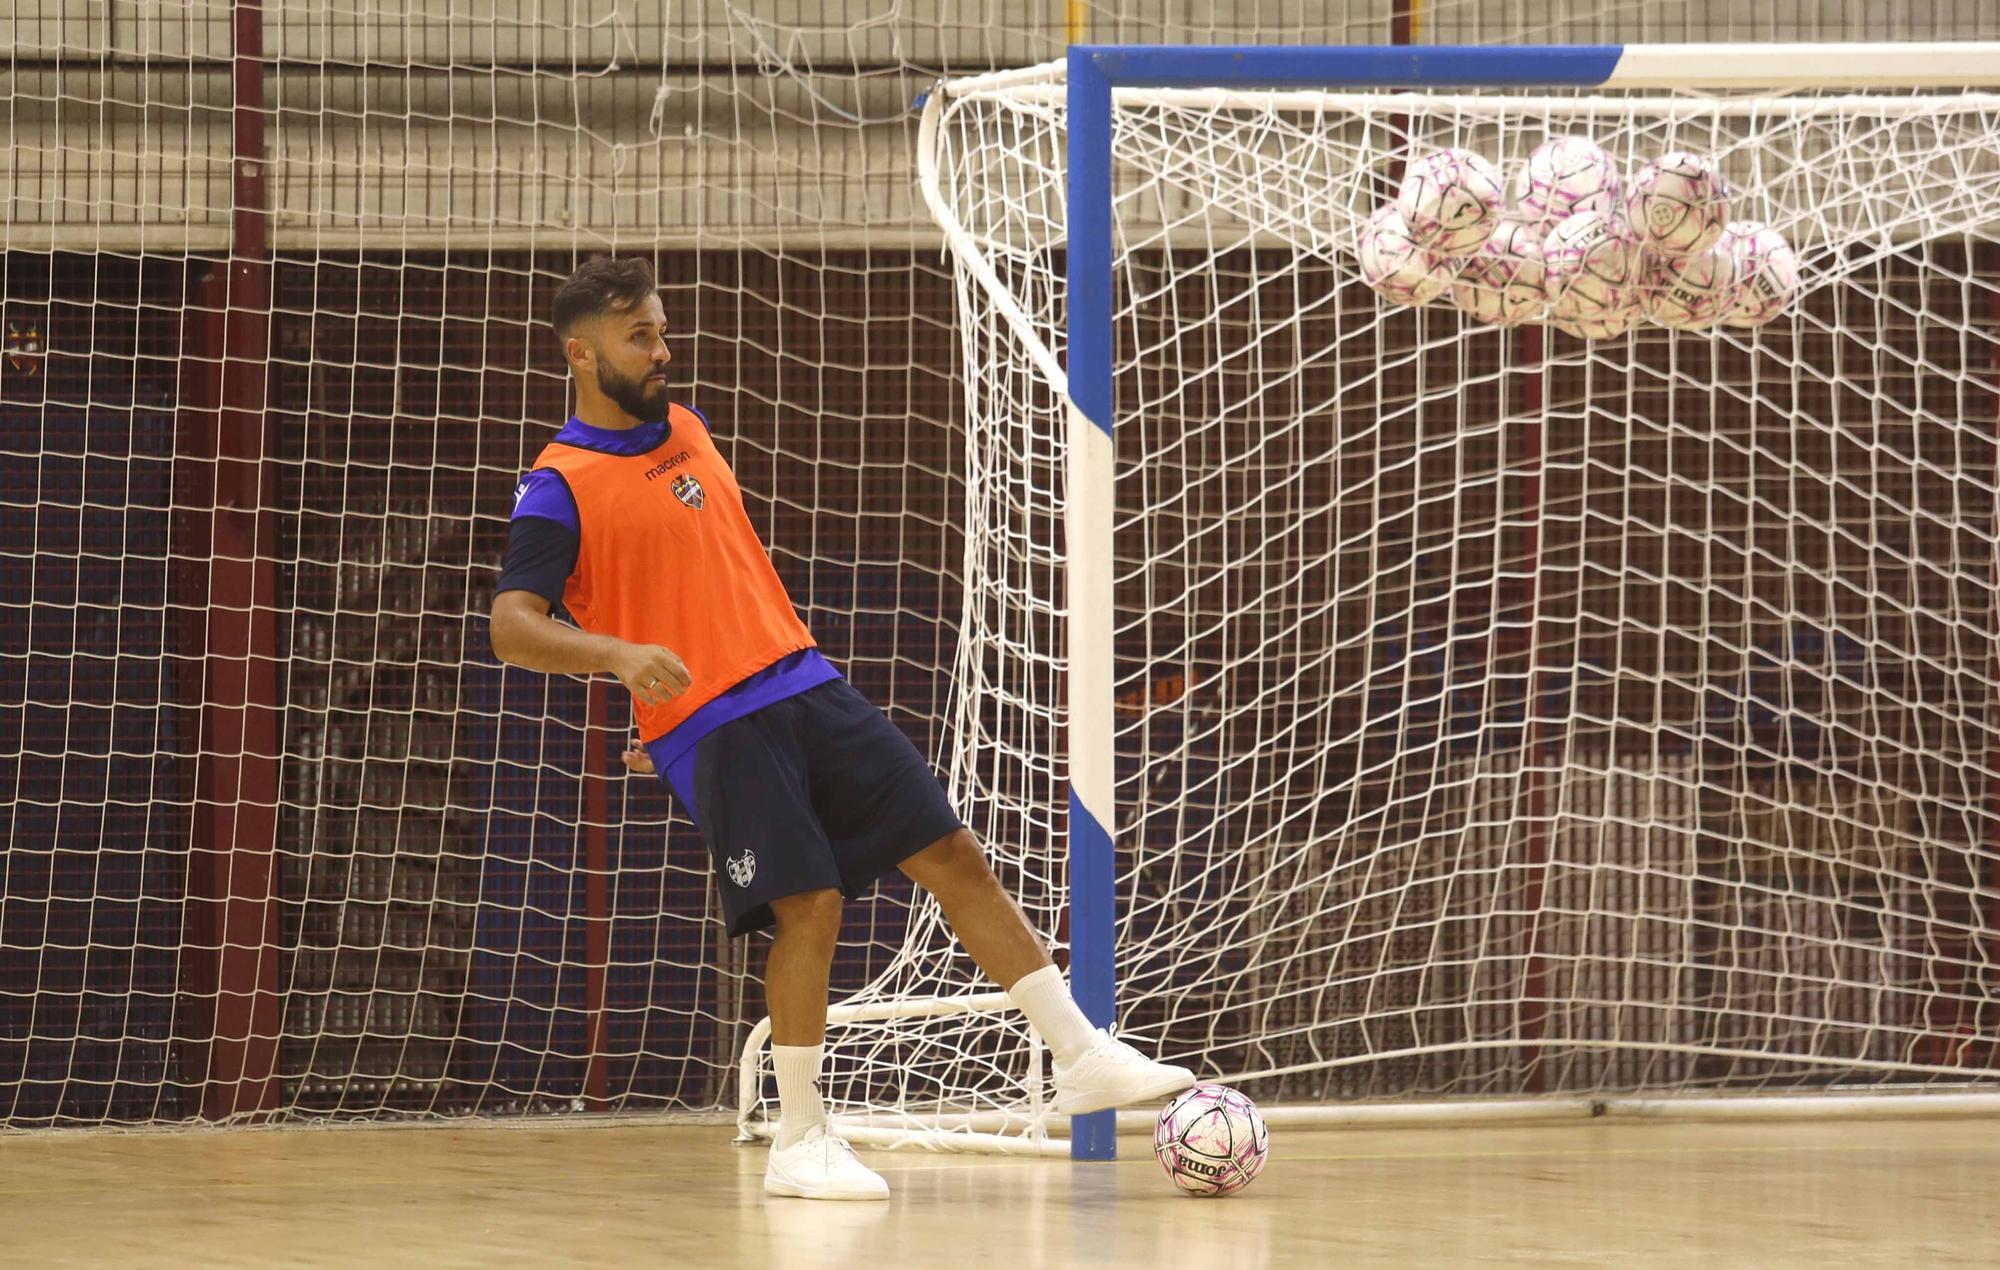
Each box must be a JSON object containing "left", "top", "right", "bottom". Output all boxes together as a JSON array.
[
  {"left": 901, "top": 828, "right": 997, "bottom": 889},
  {"left": 770, "top": 887, "right": 843, "bottom": 940}
]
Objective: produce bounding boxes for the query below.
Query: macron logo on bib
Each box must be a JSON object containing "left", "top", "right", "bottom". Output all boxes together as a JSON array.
[{"left": 643, "top": 451, "right": 693, "bottom": 482}]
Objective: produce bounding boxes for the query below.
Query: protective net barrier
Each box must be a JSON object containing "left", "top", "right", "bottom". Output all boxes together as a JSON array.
[
  {"left": 8, "top": 7, "right": 2000, "bottom": 1138},
  {"left": 828, "top": 67, "right": 2000, "bottom": 1139},
  {"left": 0, "top": 12, "right": 973, "bottom": 1130}
]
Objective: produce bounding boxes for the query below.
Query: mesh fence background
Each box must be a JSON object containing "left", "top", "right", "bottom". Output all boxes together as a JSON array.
[{"left": 4, "top": 3, "right": 1999, "bottom": 1127}]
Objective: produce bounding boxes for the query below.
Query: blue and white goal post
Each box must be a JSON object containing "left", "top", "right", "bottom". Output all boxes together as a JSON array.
[{"left": 854, "top": 43, "right": 2000, "bottom": 1162}]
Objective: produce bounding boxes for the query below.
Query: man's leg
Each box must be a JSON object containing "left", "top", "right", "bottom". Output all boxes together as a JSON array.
[
  {"left": 665, "top": 691, "right": 890, "bottom": 1199},
  {"left": 766, "top": 888, "right": 841, "bottom": 1142},
  {"left": 899, "top": 828, "right": 1195, "bottom": 1113},
  {"left": 767, "top": 890, "right": 840, "bottom": 1046},
  {"left": 780, "top": 676, "right": 1191, "bottom": 1114},
  {"left": 895, "top": 828, "right": 1049, "bottom": 988},
  {"left": 762, "top": 887, "right": 888, "bottom": 1200}
]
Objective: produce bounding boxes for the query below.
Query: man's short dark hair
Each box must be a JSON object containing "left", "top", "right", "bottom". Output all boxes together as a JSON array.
[{"left": 552, "top": 256, "right": 658, "bottom": 341}]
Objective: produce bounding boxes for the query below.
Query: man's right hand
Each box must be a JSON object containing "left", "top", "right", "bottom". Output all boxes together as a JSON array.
[{"left": 613, "top": 643, "right": 691, "bottom": 706}]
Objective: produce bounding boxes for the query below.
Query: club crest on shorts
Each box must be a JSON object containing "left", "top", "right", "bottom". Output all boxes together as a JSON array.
[
  {"left": 671, "top": 473, "right": 706, "bottom": 509},
  {"left": 726, "top": 848, "right": 756, "bottom": 888}
]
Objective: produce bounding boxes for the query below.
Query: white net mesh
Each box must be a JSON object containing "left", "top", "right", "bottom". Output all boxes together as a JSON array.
[
  {"left": 0, "top": 7, "right": 989, "bottom": 1130},
  {"left": 819, "top": 62, "right": 2000, "bottom": 1141},
  {"left": 10, "top": 5, "right": 2000, "bottom": 1138}
]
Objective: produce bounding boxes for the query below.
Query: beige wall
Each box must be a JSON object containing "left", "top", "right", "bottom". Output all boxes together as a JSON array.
[{"left": 3, "top": 2, "right": 1998, "bottom": 250}]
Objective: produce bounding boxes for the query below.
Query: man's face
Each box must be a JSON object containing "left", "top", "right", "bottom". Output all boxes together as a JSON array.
[{"left": 582, "top": 294, "right": 671, "bottom": 423}]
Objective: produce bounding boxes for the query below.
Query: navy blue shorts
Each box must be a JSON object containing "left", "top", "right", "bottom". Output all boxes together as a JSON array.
[{"left": 662, "top": 679, "right": 964, "bottom": 937}]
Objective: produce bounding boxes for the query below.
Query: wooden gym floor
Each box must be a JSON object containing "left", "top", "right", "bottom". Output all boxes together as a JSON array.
[{"left": 2, "top": 1117, "right": 1995, "bottom": 1267}]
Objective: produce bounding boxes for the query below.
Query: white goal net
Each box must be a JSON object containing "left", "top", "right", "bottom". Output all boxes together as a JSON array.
[
  {"left": 11, "top": 11, "right": 2000, "bottom": 1146},
  {"left": 775, "top": 54, "right": 2000, "bottom": 1146}
]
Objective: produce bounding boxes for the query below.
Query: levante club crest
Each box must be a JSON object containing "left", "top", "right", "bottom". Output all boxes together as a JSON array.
[{"left": 671, "top": 473, "right": 705, "bottom": 509}]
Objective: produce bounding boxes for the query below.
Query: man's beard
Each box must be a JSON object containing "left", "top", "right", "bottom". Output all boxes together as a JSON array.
[{"left": 597, "top": 362, "right": 668, "bottom": 423}]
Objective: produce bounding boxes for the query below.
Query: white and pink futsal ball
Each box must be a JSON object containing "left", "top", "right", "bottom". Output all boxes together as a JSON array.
[
  {"left": 1542, "top": 209, "right": 1642, "bottom": 325},
  {"left": 1510, "top": 135, "right": 1622, "bottom": 232},
  {"left": 1394, "top": 147, "right": 1506, "bottom": 254},
  {"left": 1719, "top": 220, "right": 1800, "bottom": 327},
  {"left": 1640, "top": 244, "right": 1739, "bottom": 331},
  {"left": 1357, "top": 203, "right": 1462, "bottom": 307},
  {"left": 1154, "top": 1083, "right": 1269, "bottom": 1198},
  {"left": 1450, "top": 218, "right": 1548, "bottom": 326},
  {"left": 1623, "top": 151, "right": 1731, "bottom": 258}
]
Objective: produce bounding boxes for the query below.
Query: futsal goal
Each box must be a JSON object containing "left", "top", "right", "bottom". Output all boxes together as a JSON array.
[{"left": 735, "top": 41, "right": 2000, "bottom": 1158}]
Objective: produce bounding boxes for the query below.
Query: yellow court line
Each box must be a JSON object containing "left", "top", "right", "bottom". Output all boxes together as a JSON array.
[{"left": 1066, "top": 1, "right": 1087, "bottom": 46}]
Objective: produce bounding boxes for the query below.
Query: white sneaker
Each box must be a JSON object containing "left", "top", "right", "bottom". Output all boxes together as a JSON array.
[
  {"left": 763, "top": 1125, "right": 891, "bottom": 1201},
  {"left": 1051, "top": 1030, "right": 1196, "bottom": 1115}
]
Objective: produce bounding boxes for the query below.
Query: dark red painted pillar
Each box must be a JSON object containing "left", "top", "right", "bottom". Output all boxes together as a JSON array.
[
  {"left": 182, "top": 0, "right": 280, "bottom": 1122},
  {"left": 1514, "top": 324, "right": 1552, "bottom": 1093},
  {"left": 584, "top": 682, "right": 612, "bottom": 1108}
]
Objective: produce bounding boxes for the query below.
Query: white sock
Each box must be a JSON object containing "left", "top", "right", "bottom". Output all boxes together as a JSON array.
[
  {"left": 1006, "top": 964, "right": 1101, "bottom": 1066},
  {"left": 772, "top": 1043, "right": 827, "bottom": 1149}
]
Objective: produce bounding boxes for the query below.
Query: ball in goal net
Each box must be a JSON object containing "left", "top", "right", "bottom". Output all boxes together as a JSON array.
[{"left": 739, "top": 42, "right": 2000, "bottom": 1157}]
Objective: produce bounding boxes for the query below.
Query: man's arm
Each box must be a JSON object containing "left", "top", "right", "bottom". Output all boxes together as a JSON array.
[
  {"left": 490, "top": 590, "right": 689, "bottom": 706},
  {"left": 489, "top": 473, "right": 689, "bottom": 705}
]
